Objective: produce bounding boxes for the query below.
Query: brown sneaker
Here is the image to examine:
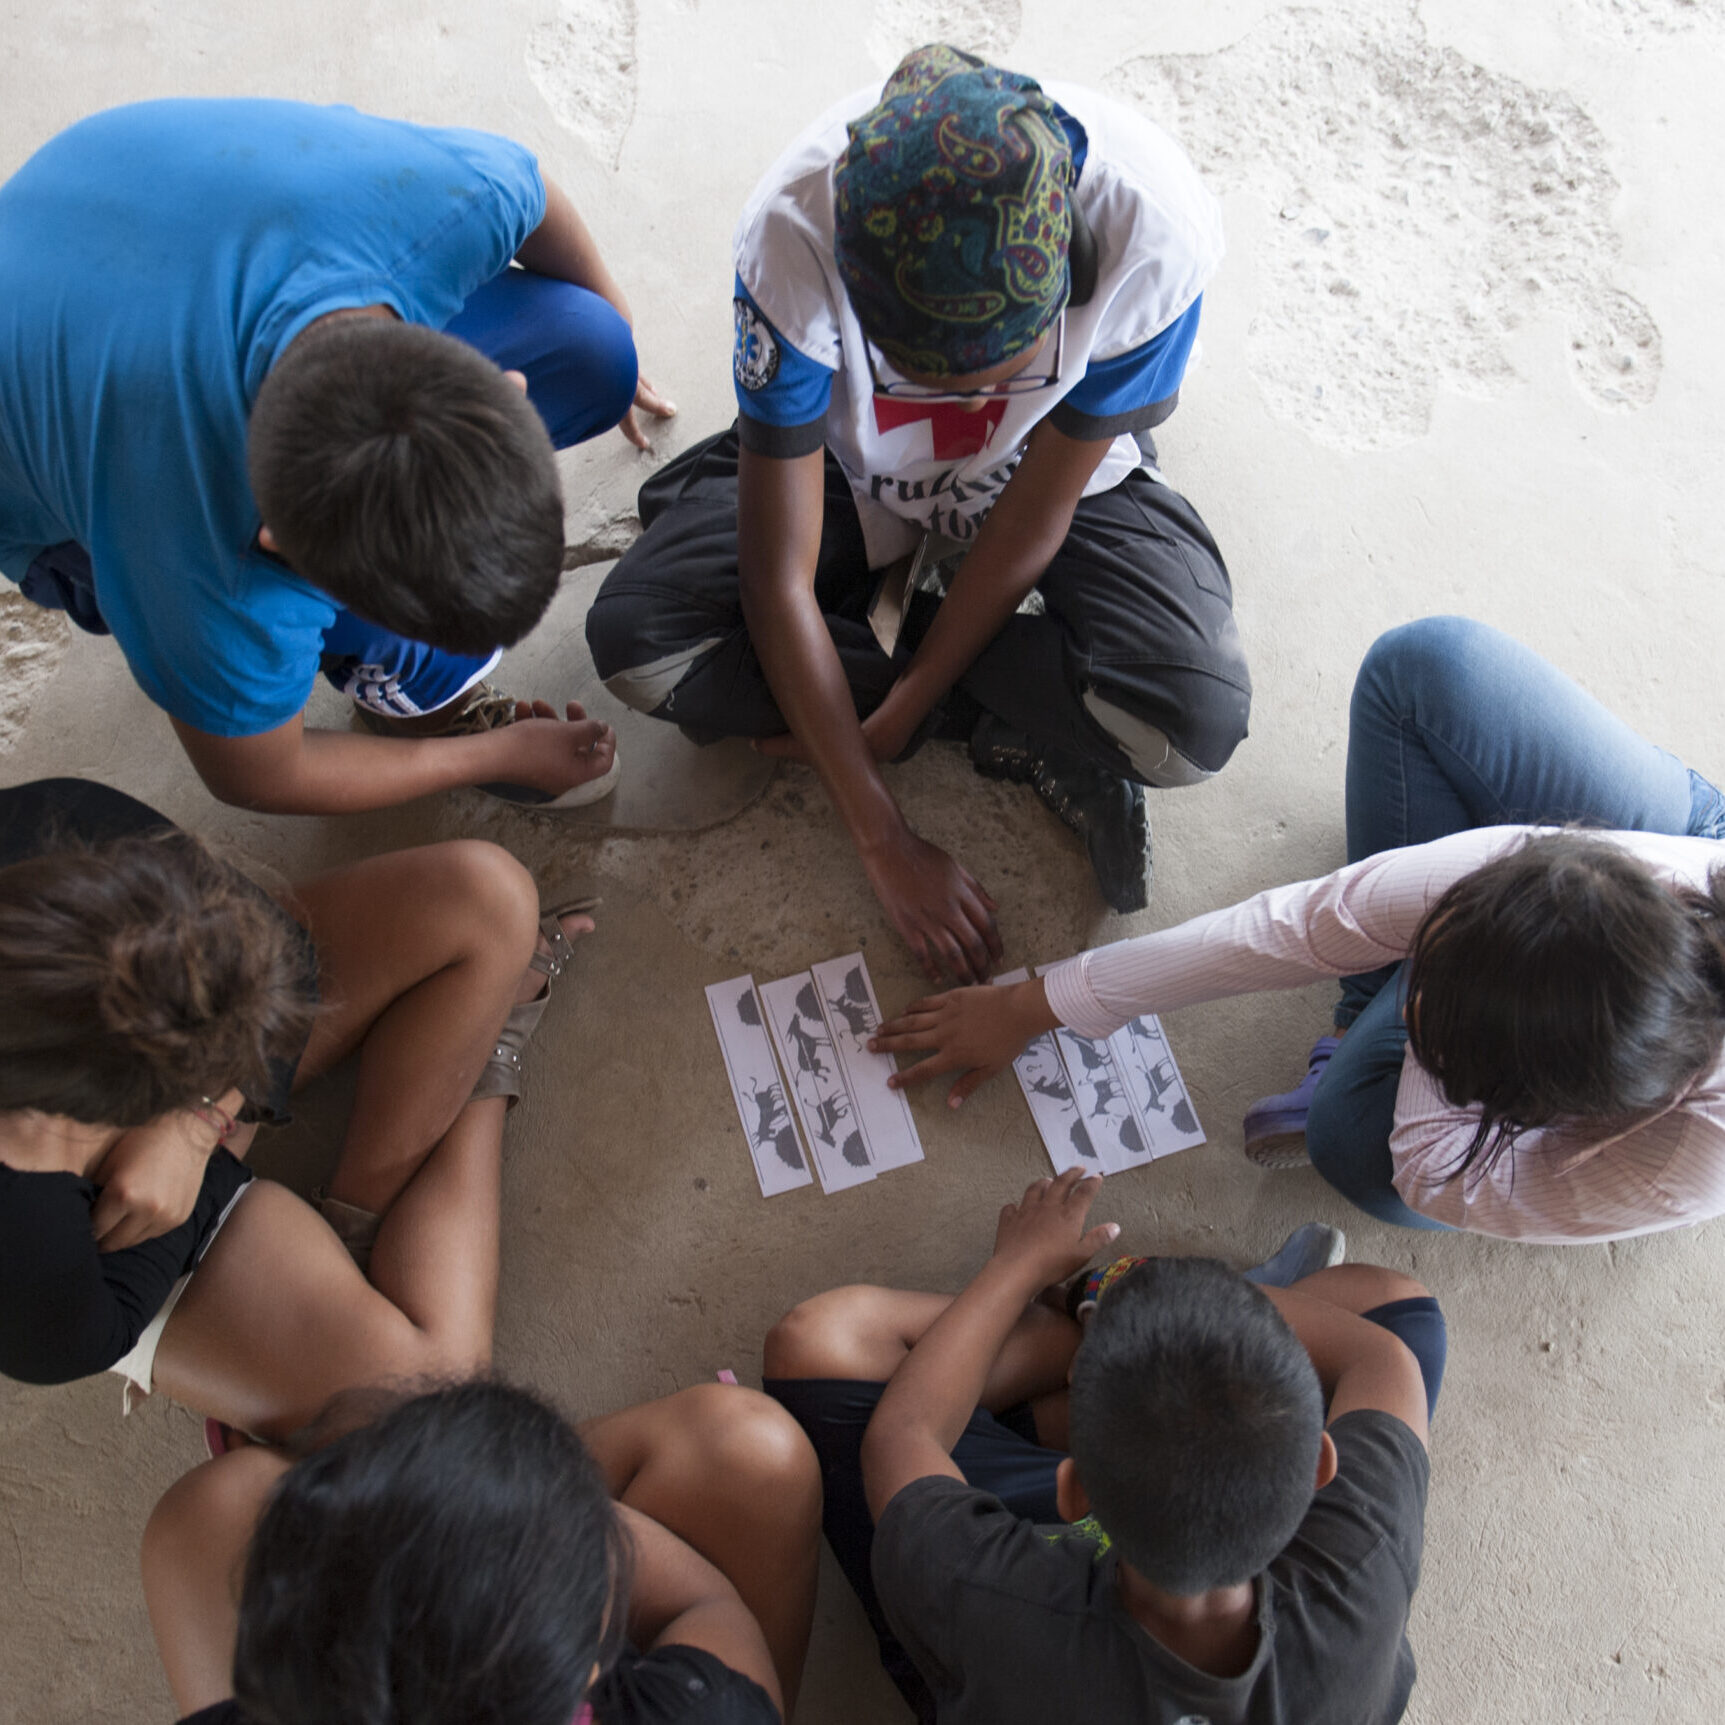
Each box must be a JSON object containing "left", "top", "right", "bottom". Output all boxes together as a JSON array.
[{"left": 352, "top": 680, "right": 519, "bottom": 738}]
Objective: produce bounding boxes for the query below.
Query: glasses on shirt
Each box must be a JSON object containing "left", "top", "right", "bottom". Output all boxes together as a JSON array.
[{"left": 865, "top": 314, "right": 1065, "bottom": 402}]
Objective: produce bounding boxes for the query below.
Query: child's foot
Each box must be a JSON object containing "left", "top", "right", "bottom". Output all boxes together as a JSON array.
[
  {"left": 1240, "top": 1223, "right": 1346, "bottom": 1288},
  {"left": 483, "top": 699, "right": 621, "bottom": 810},
  {"left": 1242, "top": 1034, "right": 1341, "bottom": 1168},
  {"left": 474, "top": 904, "right": 599, "bottom": 1106},
  {"left": 511, "top": 907, "right": 597, "bottom": 1006}
]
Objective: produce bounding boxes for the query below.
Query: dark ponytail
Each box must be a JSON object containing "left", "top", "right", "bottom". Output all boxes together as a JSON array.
[
  {"left": 1405, "top": 832, "right": 1725, "bottom": 1179},
  {"left": 0, "top": 830, "right": 315, "bottom": 1125}
]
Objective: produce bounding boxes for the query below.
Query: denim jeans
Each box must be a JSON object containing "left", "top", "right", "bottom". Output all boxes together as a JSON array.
[{"left": 1308, "top": 615, "right": 1725, "bottom": 1225}]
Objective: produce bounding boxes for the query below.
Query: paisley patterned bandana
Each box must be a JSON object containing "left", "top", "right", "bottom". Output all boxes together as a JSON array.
[{"left": 833, "top": 43, "right": 1073, "bottom": 378}]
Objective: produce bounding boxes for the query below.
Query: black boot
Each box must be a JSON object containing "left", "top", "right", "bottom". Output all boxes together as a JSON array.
[{"left": 969, "top": 716, "right": 1151, "bottom": 913}]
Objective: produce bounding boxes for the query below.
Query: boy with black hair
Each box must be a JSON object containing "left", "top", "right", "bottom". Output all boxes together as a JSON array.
[
  {"left": 765, "top": 1170, "right": 1441, "bottom": 1723},
  {"left": 588, "top": 45, "right": 1251, "bottom": 963},
  {"left": 0, "top": 98, "right": 675, "bottom": 815}
]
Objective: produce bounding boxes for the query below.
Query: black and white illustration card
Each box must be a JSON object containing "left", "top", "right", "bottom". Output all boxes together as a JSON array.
[
  {"left": 1035, "top": 966, "right": 1153, "bottom": 1176},
  {"left": 1108, "top": 1013, "right": 1207, "bottom": 1157},
  {"left": 994, "top": 968, "right": 1100, "bottom": 1174},
  {"left": 810, "top": 953, "right": 924, "bottom": 1172},
  {"left": 760, "top": 972, "right": 875, "bottom": 1193},
  {"left": 705, "top": 975, "right": 813, "bottom": 1198}
]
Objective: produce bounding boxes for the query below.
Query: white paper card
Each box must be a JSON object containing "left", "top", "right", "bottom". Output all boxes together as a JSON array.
[
  {"left": 1108, "top": 1013, "right": 1207, "bottom": 1158},
  {"left": 995, "top": 969, "right": 1102, "bottom": 1175},
  {"left": 809, "top": 954, "right": 924, "bottom": 1171},
  {"left": 705, "top": 976, "right": 813, "bottom": 1197},
  {"left": 1035, "top": 966, "right": 1152, "bottom": 1175},
  {"left": 760, "top": 973, "right": 876, "bottom": 1192}
]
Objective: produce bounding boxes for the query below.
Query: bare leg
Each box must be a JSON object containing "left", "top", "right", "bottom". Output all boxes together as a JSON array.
[
  {"left": 286, "top": 841, "right": 543, "bottom": 1214},
  {"left": 1286, "top": 1263, "right": 1431, "bottom": 1312},
  {"left": 580, "top": 1385, "right": 822, "bottom": 1717},
  {"left": 764, "top": 1284, "right": 1081, "bottom": 1412},
  {"left": 152, "top": 897, "right": 594, "bottom": 1439},
  {"left": 151, "top": 1170, "right": 493, "bottom": 1440},
  {"left": 141, "top": 1448, "right": 290, "bottom": 1714}
]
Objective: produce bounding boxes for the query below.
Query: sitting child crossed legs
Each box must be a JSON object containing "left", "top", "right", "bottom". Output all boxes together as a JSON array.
[{"left": 766, "top": 1170, "right": 1442, "bottom": 1724}]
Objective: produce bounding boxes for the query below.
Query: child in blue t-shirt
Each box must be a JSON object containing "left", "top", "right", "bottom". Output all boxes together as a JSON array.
[{"left": 0, "top": 98, "right": 674, "bottom": 814}]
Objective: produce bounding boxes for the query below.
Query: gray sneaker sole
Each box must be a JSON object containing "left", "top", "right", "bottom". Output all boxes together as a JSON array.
[{"left": 1243, "top": 1128, "right": 1312, "bottom": 1171}]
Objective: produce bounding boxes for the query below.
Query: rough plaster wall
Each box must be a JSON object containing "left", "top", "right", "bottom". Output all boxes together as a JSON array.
[{"left": 1111, "top": 2, "right": 1661, "bottom": 448}]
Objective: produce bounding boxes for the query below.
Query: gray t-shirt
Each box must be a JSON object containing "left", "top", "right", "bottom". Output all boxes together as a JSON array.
[{"left": 870, "top": 1409, "right": 1429, "bottom": 1725}]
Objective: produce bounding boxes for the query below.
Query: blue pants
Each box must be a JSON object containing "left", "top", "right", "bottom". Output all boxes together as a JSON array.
[
  {"left": 22, "top": 270, "right": 637, "bottom": 718},
  {"left": 1307, "top": 615, "right": 1725, "bottom": 1227}
]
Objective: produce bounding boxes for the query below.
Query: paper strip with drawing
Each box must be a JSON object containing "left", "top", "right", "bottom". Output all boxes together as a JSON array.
[
  {"left": 1034, "top": 966, "right": 1153, "bottom": 1176},
  {"left": 809, "top": 953, "right": 924, "bottom": 1172},
  {"left": 1108, "top": 1013, "right": 1207, "bottom": 1157},
  {"left": 994, "top": 968, "right": 1099, "bottom": 1175},
  {"left": 760, "top": 972, "right": 875, "bottom": 1193},
  {"left": 704, "top": 975, "right": 813, "bottom": 1198}
]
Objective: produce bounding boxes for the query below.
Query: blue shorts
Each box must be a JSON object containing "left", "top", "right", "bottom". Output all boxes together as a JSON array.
[{"left": 767, "top": 1294, "right": 1446, "bottom": 1722}]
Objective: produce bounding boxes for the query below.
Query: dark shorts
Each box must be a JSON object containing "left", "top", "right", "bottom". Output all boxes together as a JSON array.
[
  {"left": 0, "top": 778, "right": 317, "bottom": 1122},
  {"left": 767, "top": 1294, "right": 1446, "bottom": 1721}
]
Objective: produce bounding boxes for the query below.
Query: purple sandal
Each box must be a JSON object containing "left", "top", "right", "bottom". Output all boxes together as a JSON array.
[{"left": 1242, "top": 1035, "right": 1341, "bottom": 1168}]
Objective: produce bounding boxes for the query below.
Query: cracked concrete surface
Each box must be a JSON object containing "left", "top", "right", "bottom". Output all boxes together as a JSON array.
[
  {"left": 1113, "top": 1, "right": 1662, "bottom": 447},
  {"left": 3, "top": 3, "right": 1725, "bottom": 1722},
  {"left": 867, "top": 0, "right": 1023, "bottom": 67},
  {"left": 528, "top": 0, "right": 640, "bottom": 169}
]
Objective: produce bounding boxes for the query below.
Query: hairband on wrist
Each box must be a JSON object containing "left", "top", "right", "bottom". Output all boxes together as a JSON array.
[{"left": 193, "top": 1096, "right": 238, "bottom": 1142}]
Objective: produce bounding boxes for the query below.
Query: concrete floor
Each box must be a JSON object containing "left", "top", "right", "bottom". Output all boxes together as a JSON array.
[{"left": 4, "top": 1, "right": 1725, "bottom": 1719}]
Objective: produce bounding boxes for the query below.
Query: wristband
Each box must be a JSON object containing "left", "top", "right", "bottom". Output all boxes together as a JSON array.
[{"left": 193, "top": 1096, "right": 238, "bottom": 1143}]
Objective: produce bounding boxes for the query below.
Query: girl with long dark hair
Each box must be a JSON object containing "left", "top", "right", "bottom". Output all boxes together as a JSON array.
[
  {"left": 141, "top": 1379, "right": 819, "bottom": 1724},
  {"left": 870, "top": 617, "right": 1725, "bottom": 1242}
]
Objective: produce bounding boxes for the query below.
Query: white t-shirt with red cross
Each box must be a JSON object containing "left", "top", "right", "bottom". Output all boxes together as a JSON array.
[{"left": 731, "top": 81, "right": 1225, "bottom": 568}]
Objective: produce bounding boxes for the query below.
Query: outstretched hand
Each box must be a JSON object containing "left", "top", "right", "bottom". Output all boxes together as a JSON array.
[
  {"left": 860, "top": 825, "right": 1003, "bottom": 985},
  {"left": 871, "top": 975, "right": 1058, "bottom": 1105},
  {"left": 992, "top": 1169, "right": 1120, "bottom": 1288},
  {"left": 619, "top": 375, "right": 677, "bottom": 450}
]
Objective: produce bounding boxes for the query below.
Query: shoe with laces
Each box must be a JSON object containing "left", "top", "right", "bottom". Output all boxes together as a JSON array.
[
  {"left": 1242, "top": 1035, "right": 1342, "bottom": 1168},
  {"left": 352, "top": 679, "right": 519, "bottom": 738},
  {"left": 969, "top": 715, "right": 1150, "bottom": 913}
]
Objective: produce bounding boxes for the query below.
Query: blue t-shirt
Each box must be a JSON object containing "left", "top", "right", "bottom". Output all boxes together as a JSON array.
[{"left": 0, "top": 99, "right": 545, "bottom": 736}]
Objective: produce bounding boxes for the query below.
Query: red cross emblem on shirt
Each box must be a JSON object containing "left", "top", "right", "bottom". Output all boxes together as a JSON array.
[{"left": 872, "top": 395, "right": 1009, "bottom": 460}]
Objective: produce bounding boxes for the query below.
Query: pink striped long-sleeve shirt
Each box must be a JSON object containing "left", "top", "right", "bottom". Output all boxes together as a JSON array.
[{"left": 1042, "top": 826, "right": 1725, "bottom": 1243}]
